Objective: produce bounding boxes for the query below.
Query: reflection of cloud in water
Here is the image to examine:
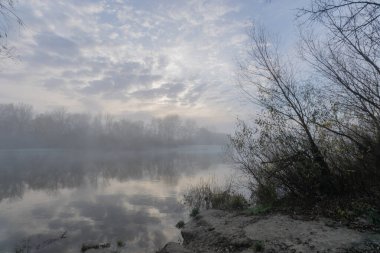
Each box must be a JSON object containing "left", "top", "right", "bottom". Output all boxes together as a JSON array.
[
  {"left": 0, "top": 147, "right": 226, "bottom": 252},
  {"left": 2, "top": 181, "right": 184, "bottom": 252},
  {"left": 127, "top": 195, "right": 183, "bottom": 214},
  {"left": 46, "top": 195, "right": 168, "bottom": 252},
  {"left": 0, "top": 149, "right": 222, "bottom": 201}
]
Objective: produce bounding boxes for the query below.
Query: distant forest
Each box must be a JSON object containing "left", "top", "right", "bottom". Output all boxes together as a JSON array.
[{"left": 0, "top": 104, "right": 226, "bottom": 149}]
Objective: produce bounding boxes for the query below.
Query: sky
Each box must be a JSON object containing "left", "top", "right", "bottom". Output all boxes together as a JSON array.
[{"left": 0, "top": 0, "right": 307, "bottom": 132}]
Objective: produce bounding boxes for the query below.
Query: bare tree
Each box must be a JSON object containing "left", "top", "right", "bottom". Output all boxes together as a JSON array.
[
  {"left": 232, "top": 26, "right": 336, "bottom": 198},
  {"left": 0, "top": 0, "right": 22, "bottom": 59},
  {"left": 298, "top": 0, "right": 380, "bottom": 192},
  {"left": 230, "top": 0, "right": 380, "bottom": 203}
]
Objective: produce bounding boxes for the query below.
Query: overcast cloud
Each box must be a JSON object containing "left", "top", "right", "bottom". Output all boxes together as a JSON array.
[{"left": 0, "top": 0, "right": 306, "bottom": 131}]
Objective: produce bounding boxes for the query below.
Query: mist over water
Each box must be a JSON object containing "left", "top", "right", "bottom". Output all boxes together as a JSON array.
[
  {"left": 0, "top": 103, "right": 232, "bottom": 252},
  {"left": 0, "top": 146, "right": 232, "bottom": 253},
  {"left": 0, "top": 104, "right": 226, "bottom": 150}
]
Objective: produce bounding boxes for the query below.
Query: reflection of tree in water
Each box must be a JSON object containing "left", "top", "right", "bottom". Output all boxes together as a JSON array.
[
  {"left": 0, "top": 149, "right": 220, "bottom": 201},
  {"left": 0, "top": 149, "right": 223, "bottom": 253},
  {"left": 10, "top": 195, "right": 177, "bottom": 253}
]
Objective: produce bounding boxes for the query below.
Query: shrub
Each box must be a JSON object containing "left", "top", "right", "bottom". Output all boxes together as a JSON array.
[
  {"left": 175, "top": 220, "right": 185, "bottom": 229},
  {"left": 190, "top": 208, "right": 199, "bottom": 218},
  {"left": 229, "top": 194, "right": 248, "bottom": 210},
  {"left": 255, "top": 183, "right": 277, "bottom": 206},
  {"left": 252, "top": 240, "right": 264, "bottom": 252},
  {"left": 117, "top": 240, "right": 125, "bottom": 247},
  {"left": 368, "top": 209, "right": 380, "bottom": 225},
  {"left": 247, "top": 204, "right": 272, "bottom": 215},
  {"left": 210, "top": 191, "right": 231, "bottom": 209}
]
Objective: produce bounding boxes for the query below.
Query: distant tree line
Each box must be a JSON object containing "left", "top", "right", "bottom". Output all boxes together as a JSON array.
[
  {"left": 0, "top": 103, "right": 226, "bottom": 149},
  {"left": 229, "top": 0, "right": 380, "bottom": 209}
]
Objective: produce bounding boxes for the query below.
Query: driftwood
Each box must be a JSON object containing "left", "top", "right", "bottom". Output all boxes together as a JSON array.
[
  {"left": 15, "top": 231, "right": 67, "bottom": 253},
  {"left": 81, "top": 242, "right": 111, "bottom": 252}
]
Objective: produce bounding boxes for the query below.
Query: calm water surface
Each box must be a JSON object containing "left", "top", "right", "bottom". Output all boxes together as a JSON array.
[{"left": 0, "top": 146, "right": 232, "bottom": 253}]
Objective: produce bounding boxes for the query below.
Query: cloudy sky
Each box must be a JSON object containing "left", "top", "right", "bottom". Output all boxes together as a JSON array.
[{"left": 0, "top": 0, "right": 307, "bottom": 131}]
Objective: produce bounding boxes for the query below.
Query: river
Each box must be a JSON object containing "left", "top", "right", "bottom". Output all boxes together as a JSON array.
[{"left": 0, "top": 146, "right": 233, "bottom": 253}]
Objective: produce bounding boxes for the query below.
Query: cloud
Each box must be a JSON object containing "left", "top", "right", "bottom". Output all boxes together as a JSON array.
[
  {"left": 36, "top": 32, "right": 79, "bottom": 56},
  {"left": 43, "top": 78, "right": 66, "bottom": 90},
  {"left": 79, "top": 60, "right": 163, "bottom": 98},
  {"left": 131, "top": 82, "right": 185, "bottom": 100},
  {"left": 0, "top": 0, "right": 307, "bottom": 131}
]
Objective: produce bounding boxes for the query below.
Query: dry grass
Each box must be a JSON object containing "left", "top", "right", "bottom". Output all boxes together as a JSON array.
[{"left": 183, "top": 176, "right": 248, "bottom": 210}]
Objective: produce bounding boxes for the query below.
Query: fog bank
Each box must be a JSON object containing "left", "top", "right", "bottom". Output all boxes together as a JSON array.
[{"left": 0, "top": 103, "right": 227, "bottom": 149}]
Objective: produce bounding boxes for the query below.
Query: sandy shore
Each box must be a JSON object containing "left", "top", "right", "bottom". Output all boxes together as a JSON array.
[{"left": 158, "top": 209, "right": 380, "bottom": 253}]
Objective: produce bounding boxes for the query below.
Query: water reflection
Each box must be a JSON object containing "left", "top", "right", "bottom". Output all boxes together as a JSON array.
[{"left": 0, "top": 146, "right": 229, "bottom": 253}]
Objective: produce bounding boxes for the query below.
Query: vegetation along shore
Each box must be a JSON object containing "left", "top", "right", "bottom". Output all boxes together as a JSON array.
[{"left": 160, "top": 0, "right": 380, "bottom": 252}]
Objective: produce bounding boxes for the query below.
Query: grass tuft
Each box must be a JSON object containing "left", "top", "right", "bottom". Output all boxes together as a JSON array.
[{"left": 183, "top": 176, "right": 248, "bottom": 211}]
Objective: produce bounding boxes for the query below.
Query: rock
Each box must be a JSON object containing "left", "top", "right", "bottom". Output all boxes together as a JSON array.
[{"left": 157, "top": 242, "right": 194, "bottom": 253}]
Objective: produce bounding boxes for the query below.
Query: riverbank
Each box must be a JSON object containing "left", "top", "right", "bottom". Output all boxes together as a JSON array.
[{"left": 158, "top": 209, "right": 380, "bottom": 253}]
